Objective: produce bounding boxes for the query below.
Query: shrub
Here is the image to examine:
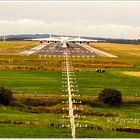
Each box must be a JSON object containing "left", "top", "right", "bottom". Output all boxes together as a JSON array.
[
  {"left": 0, "top": 87, "right": 14, "bottom": 106},
  {"left": 98, "top": 88, "right": 123, "bottom": 106}
]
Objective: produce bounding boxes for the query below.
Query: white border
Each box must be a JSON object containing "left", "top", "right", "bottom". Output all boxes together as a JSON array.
[{"left": 0, "top": 1, "right": 140, "bottom": 3}]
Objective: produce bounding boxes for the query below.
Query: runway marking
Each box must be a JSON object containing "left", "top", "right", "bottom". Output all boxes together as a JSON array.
[
  {"left": 19, "top": 50, "right": 36, "bottom": 56},
  {"left": 30, "top": 44, "right": 47, "bottom": 51},
  {"left": 19, "top": 43, "right": 48, "bottom": 56}
]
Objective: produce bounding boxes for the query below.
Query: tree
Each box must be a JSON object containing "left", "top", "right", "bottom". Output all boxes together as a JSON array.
[
  {"left": 98, "top": 88, "right": 123, "bottom": 106},
  {"left": 0, "top": 87, "right": 14, "bottom": 106}
]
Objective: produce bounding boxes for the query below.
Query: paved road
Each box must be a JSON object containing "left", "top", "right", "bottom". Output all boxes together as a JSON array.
[
  {"left": 19, "top": 43, "right": 47, "bottom": 56},
  {"left": 35, "top": 42, "right": 100, "bottom": 57}
]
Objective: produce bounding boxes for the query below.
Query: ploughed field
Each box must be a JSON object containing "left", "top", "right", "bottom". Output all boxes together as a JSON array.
[{"left": 0, "top": 41, "right": 140, "bottom": 138}]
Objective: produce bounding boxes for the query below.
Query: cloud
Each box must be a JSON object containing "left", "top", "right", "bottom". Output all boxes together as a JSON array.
[
  {"left": 77, "top": 24, "right": 140, "bottom": 39},
  {"left": 1, "top": 19, "right": 140, "bottom": 39}
]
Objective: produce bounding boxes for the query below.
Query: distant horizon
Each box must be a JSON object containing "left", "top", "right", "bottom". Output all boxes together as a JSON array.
[
  {"left": 1, "top": 33, "right": 139, "bottom": 40},
  {"left": 0, "top": 2, "right": 140, "bottom": 39}
]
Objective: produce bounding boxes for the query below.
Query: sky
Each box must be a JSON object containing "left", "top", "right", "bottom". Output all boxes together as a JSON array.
[{"left": 0, "top": 2, "right": 140, "bottom": 39}]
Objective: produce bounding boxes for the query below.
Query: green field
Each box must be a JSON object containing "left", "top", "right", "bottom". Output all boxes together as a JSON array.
[
  {"left": 0, "top": 103, "right": 140, "bottom": 138},
  {"left": 0, "top": 69, "right": 140, "bottom": 96},
  {"left": 0, "top": 41, "right": 38, "bottom": 53},
  {"left": 89, "top": 42, "right": 140, "bottom": 66},
  {"left": 0, "top": 42, "right": 140, "bottom": 138},
  {"left": 0, "top": 69, "right": 140, "bottom": 137},
  {"left": 76, "top": 71, "right": 140, "bottom": 96},
  {"left": 0, "top": 70, "right": 61, "bottom": 94},
  {"left": 0, "top": 124, "right": 71, "bottom": 138},
  {"left": 1, "top": 124, "right": 140, "bottom": 138}
]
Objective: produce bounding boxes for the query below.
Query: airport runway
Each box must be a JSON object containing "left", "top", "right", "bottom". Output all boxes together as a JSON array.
[{"left": 35, "top": 42, "right": 100, "bottom": 57}]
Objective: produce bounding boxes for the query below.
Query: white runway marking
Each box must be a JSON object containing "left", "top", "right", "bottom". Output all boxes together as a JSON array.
[
  {"left": 30, "top": 44, "right": 47, "bottom": 51},
  {"left": 19, "top": 50, "right": 36, "bottom": 56},
  {"left": 19, "top": 43, "right": 48, "bottom": 56}
]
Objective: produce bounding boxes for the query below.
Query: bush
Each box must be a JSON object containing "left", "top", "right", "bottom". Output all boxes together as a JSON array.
[
  {"left": 22, "top": 97, "right": 61, "bottom": 107},
  {"left": 98, "top": 88, "right": 123, "bottom": 106},
  {"left": 0, "top": 87, "right": 14, "bottom": 106},
  {"left": 22, "top": 98, "right": 47, "bottom": 106}
]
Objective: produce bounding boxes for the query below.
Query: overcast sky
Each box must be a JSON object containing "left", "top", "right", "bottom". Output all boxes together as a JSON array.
[{"left": 0, "top": 2, "right": 140, "bottom": 39}]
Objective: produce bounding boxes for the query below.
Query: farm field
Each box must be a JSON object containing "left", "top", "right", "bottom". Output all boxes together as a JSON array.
[{"left": 0, "top": 41, "right": 140, "bottom": 138}]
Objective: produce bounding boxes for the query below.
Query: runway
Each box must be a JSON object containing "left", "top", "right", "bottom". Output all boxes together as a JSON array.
[{"left": 35, "top": 42, "right": 102, "bottom": 57}]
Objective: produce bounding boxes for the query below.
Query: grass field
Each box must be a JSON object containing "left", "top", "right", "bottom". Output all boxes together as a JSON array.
[
  {"left": 0, "top": 103, "right": 140, "bottom": 138},
  {"left": 1, "top": 124, "right": 140, "bottom": 138},
  {"left": 0, "top": 70, "right": 61, "bottom": 94},
  {"left": 90, "top": 42, "right": 140, "bottom": 58},
  {"left": 0, "top": 124, "right": 140, "bottom": 138},
  {"left": 76, "top": 71, "right": 140, "bottom": 96},
  {"left": 0, "top": 41, "right": 38, "bottom": 53},
  {"left": 76, "top": 129, "right": 140, "bottom": 138},
  {"left": 0, "top": 69, "right": 140, "bottom": 96},
  {"left": 89, "top": 42, "right": 140, "bottom": 66},
  {"left": 0, "top": 41, "right": 140, "bottom": 138},
  {"left": 0, "top": 124, "right": 71, "bottom": 138}
]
